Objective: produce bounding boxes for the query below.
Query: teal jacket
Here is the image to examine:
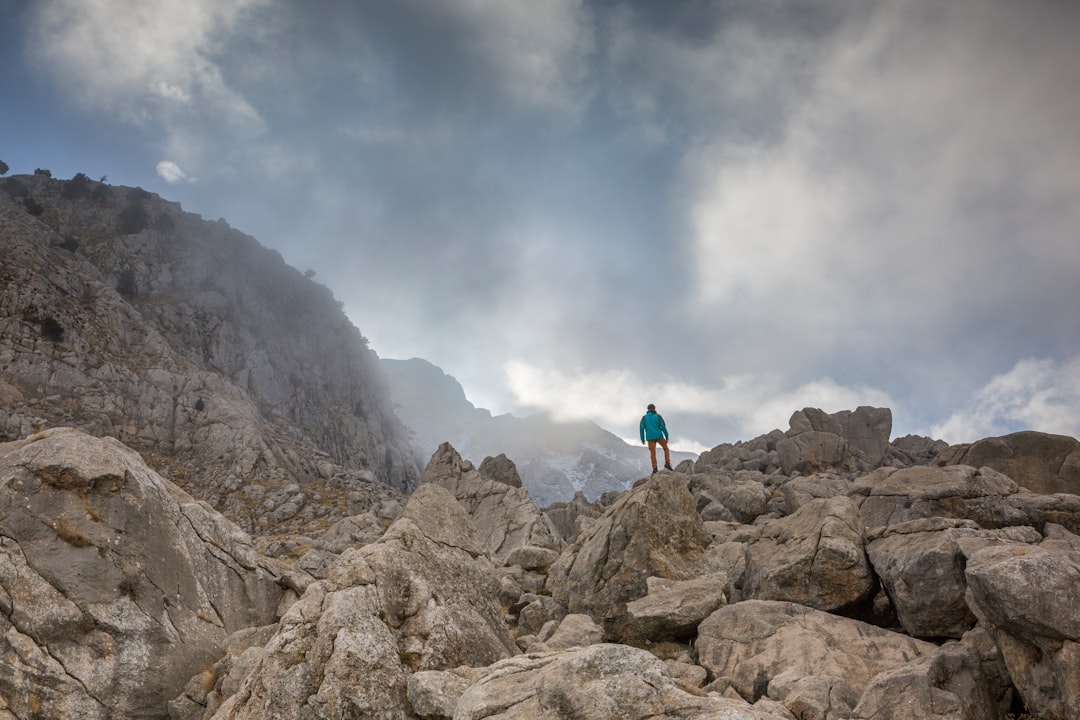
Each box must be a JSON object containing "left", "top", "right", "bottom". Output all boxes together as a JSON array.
[{"left": 639, "top": 410, "right": 669, "bottom": 442}]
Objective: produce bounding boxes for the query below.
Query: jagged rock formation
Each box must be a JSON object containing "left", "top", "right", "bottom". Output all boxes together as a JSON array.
[
  {"left": 420, "top": 443, "right": 562, "bottom": 562},
  {"left": 380, "top": 357, "right": 694, "bottom": 505},
  {"left": 0, "top": 428, "right": 306, "bottom": 720},
  {"left": 209, "top": 483, "right": 519, "bottom": 720},
  {"left": 0, "top": 174, "right": 419, "bottom": 535},
  {"left": 3, "top": 413, "right": 1079, "bottom": 719},
  {"left": 696, "top": 406, "right": 932, "bottom": 477},
  {"left": 936, "top": 430, "right": 1080, "bottom": 495}
]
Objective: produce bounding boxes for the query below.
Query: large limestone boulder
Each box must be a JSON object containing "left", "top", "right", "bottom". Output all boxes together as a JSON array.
[
  {"left": 851, "top": 641, "right": 1003, "bottom": 720},
  {"left": 210, "top": 483, "right": 518, "bottom": 720},
  {"left": 743, "top": 497, "right": 875, "bottom": 611},
  {"left": 0, "top": 428, "right": 298, "bottom": 720},
  {"left": 776, "top": 406, "right": 892, "bottom": 475},
  {"left": 478, "top": 453, "right": 523, "bottom": 488},
  {"left": 851, "top": 465, "right": 1028, "bottom": 530},
  {"left": 937, "top": 430, "right": 1080, "bottom": 495},
  {"left": 963, "top": 528, "right": 1080, "bottom": 720},
  {"left": 546, "top": 475, "right": 711, "bottom": 642},
  {"left": 687, "top": 472, "right": 770, "bottom": 524},
  {"left": 421, "top": 443, "right": 561, "bottom": 561},
  {"left": 453, "top": 643, "right": 792, "bottom": 720},
  {"left": 697, "top": 600, "right": 937, "bottom": 717},
  {"left": 866, "top": 519, "right": 1042, "bottom": 639},
  {"left": 776, "top": 431, "right": 847, "bottom": 476},
  {"left": 542, "top": 492, "right": 602, "bottom": 544},
  {"left": 623, "top": 573, "right": 729, "bottom": 642}
]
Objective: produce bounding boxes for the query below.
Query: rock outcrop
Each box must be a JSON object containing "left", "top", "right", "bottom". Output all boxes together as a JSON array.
[
  {"left": 937, "top": 430, "right": 1080, "bottom": 495},
  {"left": 743, "top": 496, "right": 875, "bottom": 611},
  {"left": 452, "top": 643, "right": 791, "bottom": 720},
  {"left": 209, "top": 482, "right": 518, "bottom": 719},
  {"left": 0, "top": 428, "right": 302, "bottom": 720},
  {"left": 963, "top": 528, "right": 1080, "bottom": 719},
  {"left": 420, "top": 443, "right": 562, "bottom": 561},
  {"left": 546, "top": 473, "right": 711, "bottom": 643}
]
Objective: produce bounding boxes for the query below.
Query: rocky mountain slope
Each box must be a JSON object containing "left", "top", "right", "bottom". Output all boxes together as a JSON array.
[
  {"left": 0, "top": 172, "right": 419, "bottom": 535},
  {"left": 381, "top": 357, "right": 695, "bottom": 506}
]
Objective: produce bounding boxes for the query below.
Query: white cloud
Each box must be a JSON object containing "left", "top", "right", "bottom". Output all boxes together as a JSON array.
[
  {"left": 31, "top": 0, "right": 266, "bottom": 118},
  {"left": 155, "top": 160, "right": 193, "bottom": 184},
  {"left": 440, "top": 0, "right": 595, "bottom": 117},
  {"left": 30, "top": 0, "right": 268, "bottom": 178},
  {"left": 931, "top": 357, "right": 1080, "bottom": 443},
  {"left": 504, "top": 359, "right": 893, "bottom": 447}
]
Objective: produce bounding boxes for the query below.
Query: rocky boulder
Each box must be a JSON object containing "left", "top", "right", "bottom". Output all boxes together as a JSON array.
[
  {"left": 743, "top": 497, "right": 875, "bottom": 611},
  {"left": 546, "top": 475, "right": 711, "bottom": 643},
  {"left": 937, "top": 430, "right": 1080, "bottom": 495},
  {"left": 210, "top": 483, "right": 518, "bottom": 720},
  {"left": 623, "top": 573, "right": 729, "bottom": 642},
  {"left": 851, "top": 464, "right": 1027, "bottom": 530},
  {"left": 0, "top": 428, "right": 300, "bottom": 720},
  {"left": 478, "top": 453, "right": 523, "bottom": 488},
  {"left": 687, "top": 472, "right": 771, "bottom": 524},
  {"left": 851, "top": 640, "right": 1004, "bottom": 720},
  {"left": 452, "top": 643, "right": 791, "bottom": 720},
  {"left": 865, "top": 519, "right": 1042, "bottom": 639},
  {"left": 542, "top": 491, "right": 602, "bottom": 544},
  {"left": 963, "top": 527, "right": 1080, "bottom": 720},
  {"left": 776, "top": 406, "right": 893, "bottom": 475},
  {"left": 697, "top": 600, "right": 937, "bottom": 717},
  {"left": 420, "top": 443, "right": 561, "bottom": 561}
]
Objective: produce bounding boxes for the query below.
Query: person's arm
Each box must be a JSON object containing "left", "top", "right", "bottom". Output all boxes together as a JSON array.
[
  {"left": 659, "top": 415, "right": 669, "bottom": 440},
  {"left": 639, "top": 416, "right": 646, "bottom": 443}
]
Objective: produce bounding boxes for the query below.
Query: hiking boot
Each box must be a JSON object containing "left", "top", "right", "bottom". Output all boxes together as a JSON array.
[
  {"left": 664, "top": 462, "right": 673, "bottom": 471},
  {"left": 651, "top": 467, "right": 658, "bottom": 475}
]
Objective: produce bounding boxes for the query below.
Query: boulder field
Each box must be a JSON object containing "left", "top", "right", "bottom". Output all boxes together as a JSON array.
[{"left": 1, "top": 408, "right": 1079, "bottom": 719}]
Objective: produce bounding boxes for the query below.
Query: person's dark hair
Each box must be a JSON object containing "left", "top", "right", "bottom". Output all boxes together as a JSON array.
[{"left": 647, "top": 404, "right": 656, "bottom": 411}]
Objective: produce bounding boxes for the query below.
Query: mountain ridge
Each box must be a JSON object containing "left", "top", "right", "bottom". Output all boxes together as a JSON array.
[{"left": 380, "top": 356, "right": 696, "bottom": 505}]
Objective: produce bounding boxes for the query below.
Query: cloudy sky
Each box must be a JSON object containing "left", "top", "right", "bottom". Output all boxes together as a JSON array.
[{"left": 3, "top": 0, "right": 1080, "bottom": 453}]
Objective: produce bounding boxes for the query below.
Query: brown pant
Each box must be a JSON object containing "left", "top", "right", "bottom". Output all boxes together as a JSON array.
[{"left": 647, "top": 438, "right": 671, "bottom": 469}]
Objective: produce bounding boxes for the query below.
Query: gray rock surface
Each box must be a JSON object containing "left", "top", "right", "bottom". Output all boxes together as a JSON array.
[
  {"left": 421, "top": 443, "right": 562, "bottom": 560},
  {"left": 453, "top": 643, "right": 791, "bottom": 720},
  {"left": 697, "top": 601, "right": 937, "bottom": 710},
  {"left": 851, "top": 464, "right": 1026, "bottom": 530},
  {"left": 624, "top": 573, "right": 729, "bottom": 642},
  {"left": 851, "top": 641, "right": 1002, "bottom": 720},
  {"left": 866, "top": 520, "right": 1041, "bottom": 638},
  {"left": 0, "top": 428, "right": 299, "bottom": 720},
  {"left": 937, "top": 430, "right": 1080, "bottom": 495},
  {"left": 547, "top": 474, "right": 710, "bottom": 643},
  {"left": 209, "top": 483, "right": 518, "bottom": 720},
  {"left": 964, "top": 535, "right": 1080, "bottom": 720},
  {"left": 744, "top": 497, "right": 874, "bottom": 611}
]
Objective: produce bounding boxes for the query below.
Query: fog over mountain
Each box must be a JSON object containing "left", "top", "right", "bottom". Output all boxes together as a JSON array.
[{"left": 381, "top": 357, "right": 695, "bottom": 506}]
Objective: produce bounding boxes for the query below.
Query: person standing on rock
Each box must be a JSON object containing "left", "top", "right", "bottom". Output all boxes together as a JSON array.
[{"left": 640, "top": 403, "right": 672, "bottom": 474}]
